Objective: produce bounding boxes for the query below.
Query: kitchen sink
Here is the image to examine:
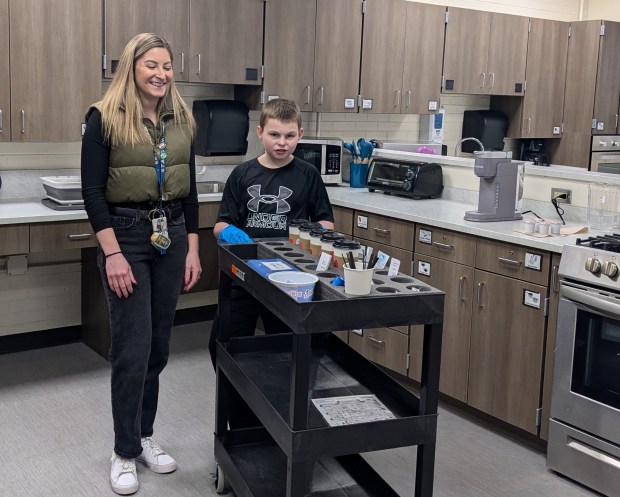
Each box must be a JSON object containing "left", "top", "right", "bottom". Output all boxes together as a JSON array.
[{"left": 196, "top": 181, "right": 225, "bottom": 194}]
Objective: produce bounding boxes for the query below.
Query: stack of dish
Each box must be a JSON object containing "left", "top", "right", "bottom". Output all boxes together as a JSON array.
[{"left": 40, "top": 176, "right": 84, "bottom": 210}]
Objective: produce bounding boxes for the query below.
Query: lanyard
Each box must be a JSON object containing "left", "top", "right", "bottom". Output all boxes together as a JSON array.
[{"left": 144, "top": 122, "right": 167, "bottom": 210}]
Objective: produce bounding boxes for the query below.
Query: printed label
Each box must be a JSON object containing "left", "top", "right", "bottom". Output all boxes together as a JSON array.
[
  {"left": 387, "top": 258, "right": 400, "bottom": 277},
  {"left": 523, "top": 290, "right": 541, "bottom": 309},
  {"left": 417, "top": 260, "right": 431, "bottom": 277}
]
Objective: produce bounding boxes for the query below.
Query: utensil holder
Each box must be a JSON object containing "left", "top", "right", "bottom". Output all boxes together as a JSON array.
[{"left": 349, "top": 162, "right": 368, "bottom": 188}]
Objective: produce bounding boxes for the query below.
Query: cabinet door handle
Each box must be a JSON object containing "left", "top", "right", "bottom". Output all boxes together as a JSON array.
[
  {"left": 0, "top": 108, "right": 3, "bottom": 133},
  {"left": 476, "top": 282, "right": 485, "bottom": 308},
  {"left": 394, "top": 90, "right": 401, "bottom": 108},
  {"left": 180, "top": 52, "right": 185, "bottom": 74},
  {"left": 373, "top": 227, "right": 391, "bottom": 236},
  {"left": 406, "top": 90, "right": 411, "bottom": 108},
  {"left": 552, "top": 264, "right": 560, "bottom": 293},
  {"left": 489, "top": 72, "right": 495, "bottom": 89},
  {"left": 615, "top": 114, "right": 619, "bottom": 131},
  {"left": 319, "top": 86, "right": 324, "bottom": 106},
  {"left": 305, "top": 86, "right": 311, "bottom": 105},
  {"left": 526, "top": 117, "right": 531, "bottom": 133},
  {"left": 67, "top": 233, "right": 93, "bottom": 241},
  {"left": 196, "top": 54, "right": 201, "bottom": 75},
  {"left": 459, "top": 276, "right": 467, "bottom": 302},
  {"left": 480, "top": 72, "right": 486, "bottom": 89},
  {"left": 20, "top": 110, "right": 25, "bottom": 134},
  {"left": 432, "top": 241, "right": 453, "bottom": 251},
  {"left": 367, "top": 335, "right": 385, "bottom": 346},
  {"left": 498, "top": 257, "right": 522, "bottom": 267}
]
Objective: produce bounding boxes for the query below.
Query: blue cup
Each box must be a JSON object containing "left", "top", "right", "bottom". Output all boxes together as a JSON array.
[{"left": 349, "top": 162, "right": 368, "bottom": 188}]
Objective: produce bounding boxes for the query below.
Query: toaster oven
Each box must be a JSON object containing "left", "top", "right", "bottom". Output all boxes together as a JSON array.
[{"left": 366, "top": 158, "right": 443, "bottom": 199}]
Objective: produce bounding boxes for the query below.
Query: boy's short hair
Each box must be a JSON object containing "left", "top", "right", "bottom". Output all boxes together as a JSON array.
[{"left": 260, "top": 98, "right": 302, "bottom": 129}]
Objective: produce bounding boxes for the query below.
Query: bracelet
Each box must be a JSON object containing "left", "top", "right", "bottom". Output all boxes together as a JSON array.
[{"left": 105, "top": 251, "right": 122, "bottom": 259}]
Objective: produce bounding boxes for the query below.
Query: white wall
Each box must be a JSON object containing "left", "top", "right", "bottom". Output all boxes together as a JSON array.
[{"left": 584, "top": 0, "right": 620, "bottom": 21}]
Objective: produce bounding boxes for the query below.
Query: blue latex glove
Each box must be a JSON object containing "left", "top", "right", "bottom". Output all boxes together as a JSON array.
[{"left": 218, "top": 225, "right": 253, "bottom": 244}]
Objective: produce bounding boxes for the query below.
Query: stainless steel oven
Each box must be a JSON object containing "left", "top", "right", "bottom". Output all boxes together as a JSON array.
[
  {"left": 547, "top": 238, "right": 620, "bottom": 496},
  {"left": 590, "top": 135, "right": 620, "bottom": 173}
]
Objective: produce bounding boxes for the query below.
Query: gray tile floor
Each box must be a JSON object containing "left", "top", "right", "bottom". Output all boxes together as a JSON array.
[{"left": 0, "top": 322, "right": 601, "bottom": 497}]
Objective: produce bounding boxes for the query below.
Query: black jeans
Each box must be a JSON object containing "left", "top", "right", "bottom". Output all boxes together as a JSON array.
[{"left": 98, "top": 206, "right": 187, "bottom": 458}]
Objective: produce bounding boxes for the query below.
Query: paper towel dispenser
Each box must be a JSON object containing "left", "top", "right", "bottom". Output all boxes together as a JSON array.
[
  {"left": 461, "top": 110, "right": 508, "bottom": 153},
  {"left": 192, "top": 100, "right": 249, "bottom": 157}
]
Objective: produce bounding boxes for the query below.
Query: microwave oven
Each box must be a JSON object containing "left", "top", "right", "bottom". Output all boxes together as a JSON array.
[{"left": 292, "top": 137, "right": 342, "bottom": 184}]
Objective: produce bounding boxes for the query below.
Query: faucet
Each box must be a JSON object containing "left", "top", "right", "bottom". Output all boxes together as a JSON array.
[{"left": 455, "top": 137, "right": 485, "bottom": 156}]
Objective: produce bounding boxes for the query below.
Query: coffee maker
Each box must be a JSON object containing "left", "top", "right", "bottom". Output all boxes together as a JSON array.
[
  {"left": 520, "top": 139, "right": 549, "bottom": 166},
  {"left": 464, "top": 151, "right": 524, "bottom": 222}
]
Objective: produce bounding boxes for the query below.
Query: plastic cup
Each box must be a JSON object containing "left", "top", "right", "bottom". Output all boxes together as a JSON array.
[
  {"left": 349, "top": 162, "right": 368, "bottom": 188},
  {"left": 268, "top": 271, "right": 319, "bottom": 302},
  {"left": 343, "top": 265, "right": 374, "bottom": 296},
  {"left": 550, "top": 222, "right": 561, "bottom": 235}
]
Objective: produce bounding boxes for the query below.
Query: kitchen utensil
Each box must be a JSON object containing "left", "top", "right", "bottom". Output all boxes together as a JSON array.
[
  {"left": 343, "top": 141, "right": 358, "bottom": 162},
  {"left": 358, "top": 138, "right": 374, "bottom": 162}
]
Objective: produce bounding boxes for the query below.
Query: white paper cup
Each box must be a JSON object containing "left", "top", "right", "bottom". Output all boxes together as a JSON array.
[
  {"left": 550, "top": 222, "right": 561, "bottom": 234},
  {"left": 343, "top": 265, "right": 374, "bottom": 296}
]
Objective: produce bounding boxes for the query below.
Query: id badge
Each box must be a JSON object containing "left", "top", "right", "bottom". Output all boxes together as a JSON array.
[
  {"left": 152, "top": 215, "right": 168, "bottom": 233},
  {"left": 150, "top": 214, "right": 171, "bottom": 251}
]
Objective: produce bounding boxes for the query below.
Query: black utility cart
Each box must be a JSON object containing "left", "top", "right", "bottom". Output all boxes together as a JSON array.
[{"left": 214, "top": 240, "right": 445, "bottom": 497}]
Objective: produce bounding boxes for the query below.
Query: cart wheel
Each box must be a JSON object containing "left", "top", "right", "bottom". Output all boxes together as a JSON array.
[{"left": 215, "top": 463, "right": 227, "bottom": 494}]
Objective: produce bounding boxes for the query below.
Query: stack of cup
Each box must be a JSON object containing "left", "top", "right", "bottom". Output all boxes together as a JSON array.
[
  {"left": 298, "top": 222, "right": 323, "bottom": 252},
  {"left": 288, "top": 219, "right": 308, "bottom": 246},
  {"left": 320, "top": 232, "right": 346, "bottom": 260},
  {"left": 332, "top": 240, "right": 361, "bottom": 271}
]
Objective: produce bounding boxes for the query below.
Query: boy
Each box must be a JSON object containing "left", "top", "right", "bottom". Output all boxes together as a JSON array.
[{"left": 209, "top": 98, "right": 334, "bottom": 369}]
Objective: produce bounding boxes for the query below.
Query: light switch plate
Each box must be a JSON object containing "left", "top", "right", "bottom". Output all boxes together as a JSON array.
[{"left": 344, "top": 98, "right": 355, "bottom": 109}]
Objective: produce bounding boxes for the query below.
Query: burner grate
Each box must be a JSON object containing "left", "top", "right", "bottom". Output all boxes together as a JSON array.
[{"left": 576, "top": 234, "right": 620, "bottom": 252}]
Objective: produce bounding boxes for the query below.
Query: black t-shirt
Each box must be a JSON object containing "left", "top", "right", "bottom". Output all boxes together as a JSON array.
[{"left": 217, "top": 157, "right": 334, "bottom": 238}]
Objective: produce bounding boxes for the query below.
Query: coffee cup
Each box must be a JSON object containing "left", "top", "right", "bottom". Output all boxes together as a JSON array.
[{"left": 343, "top": 265, "right": 374, "bottom": 296}]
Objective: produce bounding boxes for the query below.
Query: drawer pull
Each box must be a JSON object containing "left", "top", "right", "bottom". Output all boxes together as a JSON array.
[
  {"left": 552, "top": 264, "right": 560, "bottom": 293},
  {"left": 476, "top": 282, "right": 485, "bottom": 308},
  {"left": 67, "top": 233, "right": 93, "bottom": 241},
  {"left": 367, "top": 335, "right": 385, "bottom": 346},
  {"left": 498, "top": 257, "right": 522, "bottom": 267},
  {"left": 373, "top": 227, "right": 391, "bottom": 236},
  {"left": 459, "top": 276, "right": 467, "bottom": 302},
  {"left": 432, "top": 241, "right": 453, "bottom": 251}
]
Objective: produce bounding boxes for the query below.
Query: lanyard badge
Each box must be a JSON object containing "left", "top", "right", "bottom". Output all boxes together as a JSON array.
[{"left": 145, "top": 123, "right": 171, "bottom": 254}]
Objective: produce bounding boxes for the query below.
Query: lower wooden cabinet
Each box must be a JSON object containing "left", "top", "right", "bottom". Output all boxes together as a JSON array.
[
  {"left": 468, "top": 270, "right": 547, "bottom": 434},
  {"left": 411, "top": 254, "right": 474, "bottom": 402},
  {"left": 348, "top": 327, "right": 409, "bottom": 376},
  {"left": 30, "top": 221, "right": 96, "bottom": 252},
  {"left": 0, "top": 224, "right": 29, "bottom": 255},
  {"left": 333, "top": 205, "right": 354, "bottom": 236}
]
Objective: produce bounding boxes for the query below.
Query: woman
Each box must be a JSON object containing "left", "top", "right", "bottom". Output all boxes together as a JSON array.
[{"left": 81, "top": 33, "right": 201, "bottom": 495}]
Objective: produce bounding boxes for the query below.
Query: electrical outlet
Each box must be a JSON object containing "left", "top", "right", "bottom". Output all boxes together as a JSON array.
[{"left": 551, "top": 188, "right": 572, "bottom": 204}]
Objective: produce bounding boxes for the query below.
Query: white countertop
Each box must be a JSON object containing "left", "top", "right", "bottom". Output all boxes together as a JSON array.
[
  {"left": 0, "top": 188, "right": 590, "bottom": 254},
  {"left": 326, "top": 185, "right": 587, "bottom": 254},
  {"left": 0, "top": 194, "right": 223, "bottom": 225}
]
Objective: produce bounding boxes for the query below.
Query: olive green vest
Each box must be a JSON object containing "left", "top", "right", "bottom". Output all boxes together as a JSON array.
[{"left": 86, "top": 105, "right": 191, "bottom": 204}]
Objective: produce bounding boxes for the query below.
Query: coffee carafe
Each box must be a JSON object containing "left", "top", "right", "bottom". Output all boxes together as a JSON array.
[{"left": 465, "top": 151, "right": 524, "bottom": 222}]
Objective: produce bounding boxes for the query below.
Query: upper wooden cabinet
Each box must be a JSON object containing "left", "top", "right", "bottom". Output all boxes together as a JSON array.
[
  {"left": 359, "top": 0, "right": 407, "bottom": 114},
  {"left": 360, "top": 0, "right": 445, "bottom": 114},
  {"left": 0, "top": 0, "right": 8, "bottom": 143},
  {"left": 8, "top": 0, "right": 101, "bottom": 142},
  {"left": 104, "top": 0, "right": 262, "bottom": 86},
  {"left": 104, "top": 0, "right": 190, "bottom": 81},
  {"left": 263, "top": 0, "right": 361, "bottom": 112},
  {"left": 443, "top": 8, "right": 528, "bottom": 96},
  {"left": 493, "top": 18, "right": 569, "bottom": 139},
  {"left": 401, "top": 2, "right": 445, "bottom": 114},
  {"left": 548, "top": 20, "right": 620, "bottom": 168},
  {"left": 313, "top": 0, "right": 362, "bottom": 112},
  {"left": 189, "top": 0, "right": 263, "bottom": 85}
]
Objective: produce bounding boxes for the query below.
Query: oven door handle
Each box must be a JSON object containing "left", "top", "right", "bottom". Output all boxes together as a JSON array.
[{"left": 562, "top": 285, "right": 620, "bottom": 319}]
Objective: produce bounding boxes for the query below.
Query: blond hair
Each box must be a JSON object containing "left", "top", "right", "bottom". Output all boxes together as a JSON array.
[
  {"left": 97, "top": 33, "right": 196, "bottom": 146},
  {"left": 259, "top": 98, "right": 302, "bottom": 129}
]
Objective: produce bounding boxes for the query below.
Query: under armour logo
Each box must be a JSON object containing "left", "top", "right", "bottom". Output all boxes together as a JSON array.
[{"left": 247, "top": 185, "right": 292, "bottom": 214}]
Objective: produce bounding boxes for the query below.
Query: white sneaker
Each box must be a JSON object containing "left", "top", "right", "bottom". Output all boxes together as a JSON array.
[
  {"left": 136, "top": 437, "right": 178, "bottom": 474},
  {"left": 110, "top": 453, "right": 139, "bottom": 495}
]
